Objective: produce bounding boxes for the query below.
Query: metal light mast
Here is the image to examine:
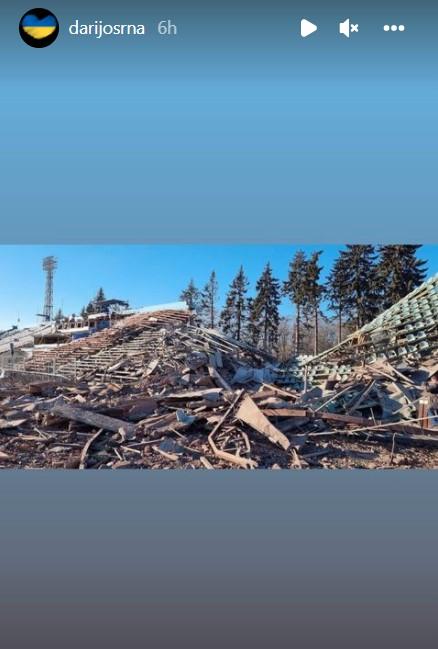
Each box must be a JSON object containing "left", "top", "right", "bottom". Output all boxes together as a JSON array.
[{"left": 42, "top": 256, "right": 57, "bottom": 322}]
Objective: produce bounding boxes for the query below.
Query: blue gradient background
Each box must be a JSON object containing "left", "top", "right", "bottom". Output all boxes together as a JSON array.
[{"left": 1, "top": 1, "right": 437, "bottom": 241}]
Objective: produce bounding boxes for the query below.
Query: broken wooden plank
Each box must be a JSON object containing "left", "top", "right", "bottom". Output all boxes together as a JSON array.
[
  {"left": 199, "top": 456, "right": 214, "bottom": 469},
  {"left": 152, "top": 445, "right": 180, "bottom": 461},
  {"left": 209, "top": 390, "right": 244, "bottom": 439},
  {"left": 0, "top": 418, "right": 28, "bottom": 430},
  {"left": 208, "top": 390, "right": 257, "bottom": 468},
  {"left": 161, "top": 388, "right": 223, "bottom": 401},
  {"left": 209, "top": 446, "right": 257, "bottom": 469},
  {"left": 309, "top": 427, "right": 438, "bottom": 448},
  {"left": 376, "top": 361, "right": 416, "bottom": 386},
  {"left": 417, "top": 398, "right": 430, "bottom": 430},
  {"left": 208, "top": 366, "right": 232, "bottom": 391},
  {"left": 39, "top": 401, "right": 136, "bottom": 436},
  {"left": 145, "top": 359, "right": 159, "bottom": 376},
  {"left": 236, "top": 395, "right": 291, "bottom": 451},
  {"left": 345, "top": 380, "right": 376, "bottom": 415},
  {"left": 261, "top": 383, "right": 298, "bottom": 400},
  {"left": 79, "top": 428, "right": 105, "bottom": 469},
  {"left": 261, "top": 408, "right": 308, "bottom": 418},
  {"left": 319, "top": 412, "right": 373, "bottom": 426},
  {"left": 319, "top": 411, "right": 437, "bottom": 436},
  {"left": 290, "top": 448, "right": 303, "bottom": 469},
  {"left": 313, "top": 383, "right": 355, "bottom": 413}
]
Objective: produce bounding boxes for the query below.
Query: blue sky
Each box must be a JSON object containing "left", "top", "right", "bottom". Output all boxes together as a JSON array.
[{"left": 0, "top": 245, "right": 437, "bottom": 330}]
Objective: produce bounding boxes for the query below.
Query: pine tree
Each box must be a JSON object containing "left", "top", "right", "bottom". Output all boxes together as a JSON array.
[
  {"left": 303, "top": 251, "right": 324, "bottom": 355},
  {"left": 341, "top": 245, "right": 378, "bottom": 329},
  {"left": 80, "top": 288, "right": 106, "bottom": 317},
  {"left": 283, "top": 250, "right": 308, "bottom": 354},
  {"left": 180, "top": 279, "right": 201, "bottom": 312},
  {"left": 200, "top": 271, "right": 219, "bottom": 328},
  {"left": 326, "top": 251, "right": 352, "bottom": 343},
  {"left": 376, "top": 245, "right": 427, "bottom": 310},
  {"left": 220, "top": 293, "right": 235, "bottom": 337},
  {"left": 250, "top": 263, "right": 281, "bottom": 352},
  {"left": 95, "top": 287, "right": 106, "bottom": 303},
  {"left": 245, "top": 297, "right": 259, "bottom": 346},
  {"left": 219, "top": 266, "right": 249, "bottom": 341}
]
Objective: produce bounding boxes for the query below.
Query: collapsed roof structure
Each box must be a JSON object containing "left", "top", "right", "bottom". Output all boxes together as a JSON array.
[
  {"left": 282, "top": 273, "right": 438, "bottom": 388},
  {"left": 0, "top": 323, "right": 55, "bottom": 356},
  {"left": 1, "top": 279, "right": 438, "bottom": 470},
  {"left": 309, "top": 272, "right": 438, "bottom": 366}
]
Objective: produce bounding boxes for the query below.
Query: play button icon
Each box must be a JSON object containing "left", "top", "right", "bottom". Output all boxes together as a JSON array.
[{"left": 301, "top": 19, "right": 318, "bottom": 38}]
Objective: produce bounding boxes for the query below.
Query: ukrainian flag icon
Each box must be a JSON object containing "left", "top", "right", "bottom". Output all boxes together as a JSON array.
[{"left": 19, "top": 8, "right": 59, "bottom": 48}]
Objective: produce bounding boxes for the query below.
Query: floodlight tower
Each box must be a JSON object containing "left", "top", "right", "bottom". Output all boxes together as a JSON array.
[{"left": 42, "top": 256, "right": 57, "bottom": 322}]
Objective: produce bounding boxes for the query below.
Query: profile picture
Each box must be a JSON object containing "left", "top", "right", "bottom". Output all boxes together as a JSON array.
[{"left": 19, "top": 8, "right": 59, "bottom": 48}]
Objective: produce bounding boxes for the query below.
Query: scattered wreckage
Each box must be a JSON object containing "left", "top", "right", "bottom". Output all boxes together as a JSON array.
[{"left": 1, "top": 275, "right": 438, "bottom": 469}]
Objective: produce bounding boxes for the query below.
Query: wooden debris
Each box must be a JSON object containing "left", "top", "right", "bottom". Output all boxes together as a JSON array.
[
  {"left": 0, "top": 418, "right": 28, "bottom": 430},
  {"left": 28, "top": 381, "right": 59, "bottom": 397},
  {"left": 79, "top": 429, "right": 105, "bottom": 469},
  {"left": 208, "top": 366, "right": 232, "bottom": 391},
  {"left": 208, "top": 446, "right": 257, "bottom": 469},
  {"left": 1, "top": 302, "right": 437, "bottom": 469},
  {"left": 200, "top": 456, "right": 214, "bottom": 469},
  {"left": 236, "top": 395, "right": 291, "bottom": 451},
  {"left": 261, "top": 408, "right": 308, "bottom": 418},
  {"left": 290, "top": 448, "right": 303, "bottom": 469},
  {"left": 152, "top": 445, "right": 180, "bottom": 461},
  {"left": 39, "top": 400, "right": 136, "bottom": 436},
  {"left": 126, "top": 398, "right": 157, "bottom": 421},
  {"left": 208, "top": 390, "right": 257, "bottom": 468}
]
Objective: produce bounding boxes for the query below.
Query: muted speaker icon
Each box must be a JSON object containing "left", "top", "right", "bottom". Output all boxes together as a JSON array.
[{"left": 339, "top": 18, "right": 359, "bottom": 38}]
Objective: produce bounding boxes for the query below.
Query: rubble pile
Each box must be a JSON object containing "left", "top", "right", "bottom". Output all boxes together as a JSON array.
[
  {"left": 1, "top": 296, "right": 438, "bottom": 469},
  {"left": 281, "top": 274, "right": 438, "bottom": 388},
  {"left": 25, "top": 309, "right": 193, "bottom": 377}
]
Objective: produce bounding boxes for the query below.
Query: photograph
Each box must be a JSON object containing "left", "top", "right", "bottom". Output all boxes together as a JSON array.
[{"left": 1, "top": 244, "right": 437, "bottom": 469}]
